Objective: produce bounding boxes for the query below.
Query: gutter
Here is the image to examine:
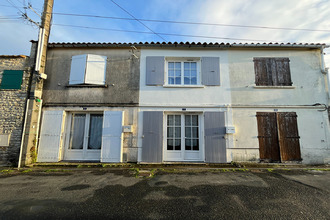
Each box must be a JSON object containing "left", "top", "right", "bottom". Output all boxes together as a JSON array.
[{"left": 138, "top": 104, "right": 326, "bottom": 110}]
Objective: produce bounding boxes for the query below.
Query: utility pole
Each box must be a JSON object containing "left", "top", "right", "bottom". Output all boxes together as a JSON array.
[{"left": 18, "top": 0, "right": 54, "bottom": 167}]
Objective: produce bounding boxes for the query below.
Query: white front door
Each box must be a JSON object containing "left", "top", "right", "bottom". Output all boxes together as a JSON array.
[
  {"left": 64, "top": 113, "right": 103, "bottom": 161},
  {"left": 164, "top": 114, "right": 204, "bottom": 162}
]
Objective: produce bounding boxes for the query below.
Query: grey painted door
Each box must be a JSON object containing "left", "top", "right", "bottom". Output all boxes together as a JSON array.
[
  {"left": 204, "top": 112, "right": 226, "bottom": 163},
  {"left": 142, "top": 111, "right": 163, "bottom": 162}
]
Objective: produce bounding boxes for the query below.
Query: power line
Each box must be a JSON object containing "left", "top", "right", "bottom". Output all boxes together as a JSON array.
[
  {"left": 53, "top": 23, "right": 272, "bottom": 42},
  {"left": 50, "top": 12, "right": 330, "bottom": 33},
  {"left": 2, "top": 3, "right": 330, "bottom": 33},
  {"left": 28, "top": 3, "right": 41, "bottom": 18},
  {"left": 5, "top": 0, "right": 25, "bottom": 14},
  {"left": 109, "top": 0, "right": 167, "bottom": 42}
]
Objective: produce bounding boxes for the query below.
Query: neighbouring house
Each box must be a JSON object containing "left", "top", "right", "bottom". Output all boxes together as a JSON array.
[
  {"left": 34, "top": 42, "right": 330, "bottom": 165},
  {"left": 36, "top": 43, "right": 140, "bottom": 163},
  {"left": 0, "top": 54, "right": 33, "bottom": 166}
]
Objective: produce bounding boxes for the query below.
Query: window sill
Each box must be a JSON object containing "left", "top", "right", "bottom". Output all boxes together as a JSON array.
[
  {"left": 253, "top": 85, "right": 296, "bottom": 89},
  {"left": 163, "top": 85, "right": 205, "bottom": 88},
  {"left": 66, "top": 84, "right": 108, "bottom": 88}
]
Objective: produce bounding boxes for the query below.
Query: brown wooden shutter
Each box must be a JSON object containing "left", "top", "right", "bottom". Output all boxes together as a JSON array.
[
  {"left": 254, "top": 58, "right": 270, "bottom": 86},
  {"left": 275, "top": 58, "right": 292, "bottom": 86},
  {"left": 256, "top": 112, "right": 281, "bottom": 161},
  {"left": 277, "top": 112, "right": 301, "bottom": 161}
]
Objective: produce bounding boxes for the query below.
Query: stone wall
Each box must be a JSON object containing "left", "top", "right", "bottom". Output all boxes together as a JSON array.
[{"left": 0, "top": 56, "right": 31, "bottom": 166}]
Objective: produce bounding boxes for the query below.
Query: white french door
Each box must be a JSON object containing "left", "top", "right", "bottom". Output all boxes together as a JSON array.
[
  {"left": 64, "top": 113, "right": 103, "bottom": 161},
  {"left": 164, "top": 114, "right": 204, "bottom": 162}
]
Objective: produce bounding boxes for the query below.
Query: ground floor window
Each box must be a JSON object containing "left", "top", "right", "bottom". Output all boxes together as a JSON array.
[{"left": 69, "top": 113, "right": 103, "bottom": 150}]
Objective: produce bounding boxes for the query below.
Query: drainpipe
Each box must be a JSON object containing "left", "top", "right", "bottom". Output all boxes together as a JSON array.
[
  {"left": 18, "top": 99, "right": 29, "bottom": 169},
  {"left": 321, "top": 46, "right": 330, "bottom": 100}
]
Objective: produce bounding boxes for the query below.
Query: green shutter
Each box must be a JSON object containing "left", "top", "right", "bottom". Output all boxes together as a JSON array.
[{"left": 0, "top": 70, "right": 24, "bottom": 89}]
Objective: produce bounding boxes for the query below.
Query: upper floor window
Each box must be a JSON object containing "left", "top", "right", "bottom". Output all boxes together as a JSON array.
[
  {"left": 253, "top": 57, "right": 292, "bottom": 86},
  {"left": 166, "top": 59, "right": 200, "bottom": 85},
  {"left": 69, "top": 54, "right": 107, "bottom": 85},
  {"left": 0, "top": 70, "right": 24, "bottom": 90},
  {"left": 146, "top": 56, "right": 220, "bottom": 86}
]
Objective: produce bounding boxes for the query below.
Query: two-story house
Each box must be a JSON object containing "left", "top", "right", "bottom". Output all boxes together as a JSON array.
[
  {"left": 34, "top": 42, "right": 330, "bottom": 165},
  {"left": 137, "top": 42, "right": 330, "bottom": 164},
  {"left": 36, "top": 43, "right": 140, "bottom": 163}
]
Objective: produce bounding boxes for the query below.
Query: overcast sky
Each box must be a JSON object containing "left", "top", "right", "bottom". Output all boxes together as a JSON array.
[{"left": 1, "top": 0, "right": 330, "bottom": 63}]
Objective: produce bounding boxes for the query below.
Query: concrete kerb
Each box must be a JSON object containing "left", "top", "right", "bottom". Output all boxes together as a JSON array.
[{"left": 0, "top": 162, "right": 329, "bottom": 177}]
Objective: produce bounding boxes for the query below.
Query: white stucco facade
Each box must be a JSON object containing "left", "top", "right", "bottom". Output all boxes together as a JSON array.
[
  {"left": 140, "top": 49, "right": 231, "bottom": 107},
  {"left": 228, "top": 48, "right": 330, "bottom": 164},
  {"left": 138, "top": 46, "right": 330, "bottom": 164}
]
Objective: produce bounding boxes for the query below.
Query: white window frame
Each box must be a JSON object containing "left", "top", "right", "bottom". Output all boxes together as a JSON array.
[
  {"left": 165, "top": 57, "right": 201, "bottom": 86},
  {"left": 163, "top": 112, "right": 204, "bottom": 162},
  {"left": 63, "top": 112, "right": 103, "bottom": 160}
]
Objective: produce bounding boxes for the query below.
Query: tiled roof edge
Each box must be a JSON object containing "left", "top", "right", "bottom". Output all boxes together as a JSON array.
[{"left": 47, "top": 41, "right": 329, "bottom": 49}]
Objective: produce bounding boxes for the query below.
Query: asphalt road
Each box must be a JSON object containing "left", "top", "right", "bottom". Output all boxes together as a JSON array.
[{"left": 0, "top": 169, "right": 329, "bottom": 219}]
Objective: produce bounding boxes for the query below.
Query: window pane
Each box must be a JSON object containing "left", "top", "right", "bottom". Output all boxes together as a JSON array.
[
  {"left": 175, "top": 127, "right": 181, "bottom": 138},
  {"left": 184, "top": 77, "right": 190, "bottom": 85},
  {"left": 192, "top": 115, "right": 198, "bottom": 126},
  {"left": 69, "top": 114, "right": 86, "bottom": 149},
  {"left": 175, "top": 62, "right": 181, "bottom": 69},
  {"left": 175, "top": 115, "right": 181, "bottom": 126},
  {"left": 185, "top": 127, "right": 191, "bottom": 138},
  {"left": 191, "top": 77, "right": 197, "bottom": 85},
  {"left": 167, "top": 139, "right": 173, "bottom": 150},
  {"left": 192, "top": 139, "right": 199, "bottom": 150},
  {"left": 185, "top": 139, "right": 191, "bottom": 150},
  {"left": 168, "top": 77, "right": 174, "bottom": 84},
  {"left": 168, "top": 69, "right": 174, "bottom": 77},
  {"left": 185, "top": 115, "right": 191, "bottom": 126},
  {"left": 167, "top": 127, "right": 174, "bottom": 138},
  {"left": 184, "top": 70, "right": 190, "bottom": 77},
  {"left": 175, "top": 139, "right": 181, "bottom": 150},
  {"left": 175, "top": 70, "right": 181, "bottom": 77},
  {"left": 191, "top": 62, "right": 197, "bottom": 70},
  {"left": 167, "top": 115, "right": 173, "bottom": 126},
  {"left": 192, "top": 127, "right": 199, "bottom": 138},
  {"left": 168, "top": 62, "right": 174, "bottom": 69},
  {"left": 175, "top": 77, "right": 181, "bottom": 84},
  {"left": 191, "top": 70, "right": 197, "bottom": 77},
  {"left": 88, "top": 114, "right": 103, "bottom": 149}
]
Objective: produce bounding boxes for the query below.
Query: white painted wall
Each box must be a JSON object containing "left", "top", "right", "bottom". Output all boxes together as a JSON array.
[
  {"left": 137, "top": 107, "right": 234, "bottom": 163},
  {"left": 231, "top": 108, "right": 330, "bottom": 164},
  {"left": 228, "top": 49, "right": 328, "bottom": 105},
  {"left": 139, "top": 48, "right": 330, "bottom": 164},
  {"left": 140, "top": 49, "right": 231, "bottom": 106}
]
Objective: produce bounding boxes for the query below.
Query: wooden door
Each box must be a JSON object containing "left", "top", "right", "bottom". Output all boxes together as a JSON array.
[
  {"left": 277, "top": 112, "right": 301, "bottom": 161},
  {"left": 256, "top": 112, "right": 281, "bottom": 162}
]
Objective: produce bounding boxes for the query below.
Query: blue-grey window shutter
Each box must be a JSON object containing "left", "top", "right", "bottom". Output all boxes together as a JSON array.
[
  {"left": 146, "top": 56, "right": 165, "bottom": 85},
  {"left": 142, "top": 111, "right": 163, "bottom": 162},
  {"left": 201, "top": 57, "right": 220, "bottom": 86},
  {"left": 204, "top": 112, "right": 226, "bottom": 163}
]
